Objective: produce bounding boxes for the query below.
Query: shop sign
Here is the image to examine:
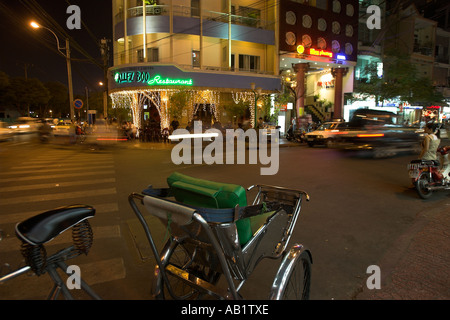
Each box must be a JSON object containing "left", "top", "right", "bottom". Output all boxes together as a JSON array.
[
  {"left": 317, "top": 80, "right": 335, "bottom": 89},
  {"left": 114, "top": 71, "right": 193, "bottom": 86},
  {"left": 309, "top": 48, "right": 333, "bottom": 58},
  {"left": 296, "top": 46, "right": 334, "bottom": 58}
]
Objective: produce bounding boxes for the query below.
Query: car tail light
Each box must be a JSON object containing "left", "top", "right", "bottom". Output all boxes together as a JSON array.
[{"left": 356, "top": 133, "right": 384, "bottom": 138}]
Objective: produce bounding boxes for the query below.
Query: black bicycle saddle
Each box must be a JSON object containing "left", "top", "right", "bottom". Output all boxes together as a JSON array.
[{"left": 15, "top": 205, "right": 95, "bottom": 246}]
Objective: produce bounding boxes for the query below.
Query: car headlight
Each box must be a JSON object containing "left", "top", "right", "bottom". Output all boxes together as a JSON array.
[
  {"left": 9, "top": 125, "right": 17, "bottom": 129},
  {"left": 19, "top": 125, "right": 30, "bottom": 128}
]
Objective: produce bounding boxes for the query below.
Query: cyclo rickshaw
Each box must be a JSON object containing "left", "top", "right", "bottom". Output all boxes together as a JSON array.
[{"left": 128, "top": 172, "right": 312, "bottom": 300}]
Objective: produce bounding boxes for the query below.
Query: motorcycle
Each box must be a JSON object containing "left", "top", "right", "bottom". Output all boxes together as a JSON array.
[
  {"left": 408, "top": 146, "right": 450, "bottom": 199},
  {"left": 38, "top": 123, "right": 52, "bottom": 143},
  {"left": 286, "top": 125, "right": 306, "bottom": 143}
]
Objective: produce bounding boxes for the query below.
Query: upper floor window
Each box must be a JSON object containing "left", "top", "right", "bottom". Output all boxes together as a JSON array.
[
  {"left": 137, "top": 47, "right": 159, "bottom": 63},
  {"left": 239, "top": 54, "right": 260, "bottom": 72}
]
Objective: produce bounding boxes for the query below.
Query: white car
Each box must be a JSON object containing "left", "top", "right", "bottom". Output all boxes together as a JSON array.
[
  {"left": 53, "top": 120, "right": 73, "bottom": 136},
  {"left": 305, "top": 122, "right": 349, "bottom": 147},
  {"left": 8, "top": 117, "right": 41, "bottom": 134},
  {"left": 0, "top": 121, "right": 14, "bottom": 141}
]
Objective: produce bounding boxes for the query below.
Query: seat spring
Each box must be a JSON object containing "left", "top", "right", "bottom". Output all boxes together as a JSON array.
[
  {"left": 72, "top": 220, "right": 93, "bottom": 256},
  {"left": 20, "top": 242, "right": 46, "bottom": 276}
]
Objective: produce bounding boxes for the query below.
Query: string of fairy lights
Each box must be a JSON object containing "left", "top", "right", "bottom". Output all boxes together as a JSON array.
[{"left": 110, "top": 89, "right": 231, "bottom": 135}]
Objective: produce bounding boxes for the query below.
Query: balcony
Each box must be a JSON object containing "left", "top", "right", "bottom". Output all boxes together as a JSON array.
[
  {"left": 413, "top": 42, "right": 433, "bottom": 57},
  {"left": 114, "top": 5, "right": 274, "bottom": 30}
]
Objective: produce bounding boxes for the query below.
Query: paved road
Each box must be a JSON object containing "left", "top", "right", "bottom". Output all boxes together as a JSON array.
[{"left": 0, "top": 135, "right": 448, "bottom": 300}]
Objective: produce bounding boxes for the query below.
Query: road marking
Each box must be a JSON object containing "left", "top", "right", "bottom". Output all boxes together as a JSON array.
[
  {"left": 9, "top": 160, "right": 114, "bottom": 170},
  {"left": 0, "top": 202, "right": 119, "bottom": 225},
  {"left": 0, "top": 225, "right": 121, "bottom": 253},
  {"left": 0, "top": 257, "right": 126, "bottom": 299},
  {"left": 0, "top": 170, "right": 115, "bottom": 183},
  {"left": 76, "top": 257, "right": 127, "bottom": 286},
  {"left": 0, "top": 178, "right": 116, "bottom": 193},
  {"left": 0, "top": 187, "right": 117, "bottom": 206},
  {"left": 0, "top": 165, "right": 114, "bottom": 176}
]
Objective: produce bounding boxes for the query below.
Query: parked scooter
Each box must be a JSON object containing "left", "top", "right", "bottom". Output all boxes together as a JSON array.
[
  {"left": 408, "top": 146, "right": 450, "bottom": 199},
  {"left": 286, "top": 125, "right": 305, "bottom": 143}
]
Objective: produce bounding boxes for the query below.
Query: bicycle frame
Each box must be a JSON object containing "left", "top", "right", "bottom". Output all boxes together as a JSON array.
[{"left": 128, "top": 183, "right": 310, "bottom": 300}]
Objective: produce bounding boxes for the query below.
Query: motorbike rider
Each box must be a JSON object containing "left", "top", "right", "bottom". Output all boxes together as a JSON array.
[
  {"left": 38, "top": 121, "right": 52, "bottom": 141},
  {"left": 418, "top": 122, "right": 440, "bottom": 161}
]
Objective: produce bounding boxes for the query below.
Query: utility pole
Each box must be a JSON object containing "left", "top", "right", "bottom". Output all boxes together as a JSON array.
[
  {"left": 66, "top": 38, "right": 75, "bottom": 121},
  {"left": 100, "top": 38, "right": 110, "bottom": 120}
]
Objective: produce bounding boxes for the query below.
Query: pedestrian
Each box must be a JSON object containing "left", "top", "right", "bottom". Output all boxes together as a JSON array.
[
  {"left": 257, "top": 117, "right": 264, "bottom": 129},
  {"left": 170, "top": 117, "right": 180, "bottom": 131},
  {"left": 419, "top": 123, "right": 441, "bottom": 161}
]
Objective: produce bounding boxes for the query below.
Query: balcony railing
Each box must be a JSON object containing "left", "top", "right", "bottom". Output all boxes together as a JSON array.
[{"left": 114, "top": 5, "right": 274, "bottom": 30}]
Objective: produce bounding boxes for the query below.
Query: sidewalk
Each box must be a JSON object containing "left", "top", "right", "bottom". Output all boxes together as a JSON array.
[
  {"left": 357, "top": 204, "right": 450, "bottom": 300},
  {"left": 120, "top": 137, "right": 302, "bottom": 150}
]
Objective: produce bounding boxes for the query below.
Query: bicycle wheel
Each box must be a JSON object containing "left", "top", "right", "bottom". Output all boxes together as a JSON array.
[
  {"left": 270, "top": 247, "right": 312, "bottom": 300},
  {"left": 153, "top": 238, "right": 221, "bottom": 300}
]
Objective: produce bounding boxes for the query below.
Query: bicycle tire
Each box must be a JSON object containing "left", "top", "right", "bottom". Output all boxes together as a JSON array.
[
  {"left": 154, "top": 238, "right": 221, "bottom": 300},
  {"left": 269, "top": 246, "right": 312, "bottom": 300}
]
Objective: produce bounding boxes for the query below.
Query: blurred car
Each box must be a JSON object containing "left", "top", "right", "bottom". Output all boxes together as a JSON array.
[
  {"left": 335, "top": 109, "right": 422, "bottom": 158},
  {"left": 52, "top": 120, "right": 73, "bottom": 136},
  {"left": 305, "top": 121, "right": 349, "bottom": 147},
  {"left": 0, "top": 121, "right": 14, "bottom": 141},
  {"left": 8, "top": 117, "right": 41, "bottom": 134}
]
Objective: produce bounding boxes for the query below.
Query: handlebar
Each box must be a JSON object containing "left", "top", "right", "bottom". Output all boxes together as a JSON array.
[{"left": 247, "top": 184, "right": 310, "bottom": 201}]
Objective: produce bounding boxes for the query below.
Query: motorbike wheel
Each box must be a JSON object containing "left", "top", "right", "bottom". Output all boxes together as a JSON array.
[{"left": 415, "top": 172, "right": 433, "bottom": 199}]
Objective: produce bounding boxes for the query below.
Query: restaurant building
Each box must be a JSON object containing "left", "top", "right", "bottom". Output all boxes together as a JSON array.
[
  {"left": 278, "top": 0, "right": 359, "bottom": 125},
  {"left": 109, "top": 0, "right": 280, "bottom": 132}
]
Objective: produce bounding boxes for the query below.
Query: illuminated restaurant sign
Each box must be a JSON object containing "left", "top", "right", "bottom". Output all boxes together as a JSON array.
[
  {"left": 309, "top": 48, "right": 333, "bottom": 58},
  {"left": 114, "top": 71, "right": 193, "bottom": 86},
  {"left": 296, "top": 45, "right": 334, "bottom": 58}
]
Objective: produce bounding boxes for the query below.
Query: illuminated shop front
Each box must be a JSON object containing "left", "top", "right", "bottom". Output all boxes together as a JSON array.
[
  {"left": 108, "top": 64, "right": 280, "bottom": 132},
  {"left": 278, "top": 0, "right": 358, "bottom": 125},
  {"left": 110, "top": 0, "right": 280, "bottom": 132}
]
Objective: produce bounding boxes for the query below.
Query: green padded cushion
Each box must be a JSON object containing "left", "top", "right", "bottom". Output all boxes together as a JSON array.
[
  {"left": 167, "top": 172, "right": 247, "bottom": 209},
  {"left": 168, "top": 172, "right": 275, "bottom": 246}
]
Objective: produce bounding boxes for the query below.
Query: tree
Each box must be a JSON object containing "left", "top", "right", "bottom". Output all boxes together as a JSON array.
[
  {"left": 44, "top": 81, "right": 68, "bottom": 118},
  {"left": 5, "top": 77, "right": 50, "bottom": 116},
  {"left": 0, "top": 71, "right": 10, "bottom": 107},
  {"left": 168, "top": 89, "right": 189, "bottom": 120},
  {"left": 354, "top": 50, "right": 445, "bottom": 107},
  {"left": 225, "top": 100, "right": 249, "bottom": 125}
]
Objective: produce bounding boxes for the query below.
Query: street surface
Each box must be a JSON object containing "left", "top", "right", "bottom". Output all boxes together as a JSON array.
[{"left": 0, "top": 133, "right": 448, "bottom": 300}]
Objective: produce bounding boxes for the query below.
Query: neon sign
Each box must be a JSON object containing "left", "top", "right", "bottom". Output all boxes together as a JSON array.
[
  {"left": 309, "top": 48, "right": 333, "bottom": 58},
  {"left": 336, "top": 54, "right": 346, "bottom": 60},
  {"left": 114, "top": 71, "right": 193, "bottom": 86}
]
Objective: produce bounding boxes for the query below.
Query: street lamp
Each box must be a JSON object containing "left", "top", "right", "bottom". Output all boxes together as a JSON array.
[
  {"left": 30, "top": 21, "right": 75, "bottom": 122},
  {"left": 250, "top": 82, "right": 262, "bottom": 128}
]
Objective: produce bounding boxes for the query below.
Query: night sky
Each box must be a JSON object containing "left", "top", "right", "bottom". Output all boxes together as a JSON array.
[{"left": 0, "top": 0, "right": 112, "bottom": 94}]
